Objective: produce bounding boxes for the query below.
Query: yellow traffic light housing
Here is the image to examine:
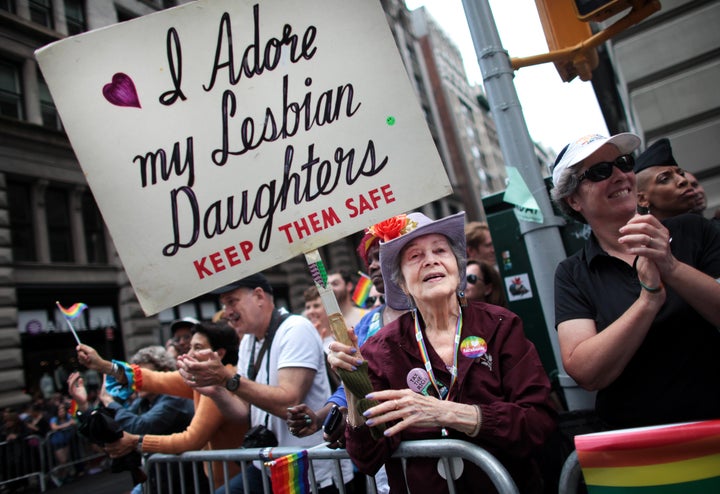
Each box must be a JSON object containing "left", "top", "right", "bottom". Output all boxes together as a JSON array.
[
  {"left": 535, "top": 0, "right": 599, "bottom": 81},
  {"left": 574, "top": 0, "right": 635, "bottom": 23},
  {"left": 511, "top": 0, "right": 661, "bottom": 82}
]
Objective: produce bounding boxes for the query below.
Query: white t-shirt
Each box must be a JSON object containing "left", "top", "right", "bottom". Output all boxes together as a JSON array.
[{"left": 239, "top": 311, "right": 344, "bottom": 488}]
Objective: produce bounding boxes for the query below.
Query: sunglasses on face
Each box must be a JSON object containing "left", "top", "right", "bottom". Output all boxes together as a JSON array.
[
  {"left": 365, "top": 295, "right": 384, "bottom": 306},
  {"left": 577, "top": 154, "right": 635, "bottom": 183},
  {"left": 466, "top": 274, "right": 484, "bottom": 285}
]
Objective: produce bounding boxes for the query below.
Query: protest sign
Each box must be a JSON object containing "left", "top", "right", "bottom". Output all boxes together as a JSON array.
[{"left": 35, "top": 0, "right": 451, "bottom": 314}]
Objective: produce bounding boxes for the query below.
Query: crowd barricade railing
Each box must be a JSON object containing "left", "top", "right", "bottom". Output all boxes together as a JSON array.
[
  {"left": 558, "top": 450, "right": 581, "bottom": 494},
  {"left": 44, "top": 425, "right": 106, "bottom": 484},
  {"left": 0, "top": 434, "right": 47, "bottom": 492},
  {"left": 144, "top": 439, "right": 519, "bottom": 494}
]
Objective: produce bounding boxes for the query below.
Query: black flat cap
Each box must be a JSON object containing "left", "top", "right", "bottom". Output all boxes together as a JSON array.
[
  {"left": 634, "top": 138, "right": 678, "bottom": 173},
  {"left": 211, "top": 273, "right": 274, "bottom": 295}
]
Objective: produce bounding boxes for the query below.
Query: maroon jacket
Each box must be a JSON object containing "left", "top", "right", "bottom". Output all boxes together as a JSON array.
[{"left": 346, "top": 301, "right": 557, "bottom": 493}]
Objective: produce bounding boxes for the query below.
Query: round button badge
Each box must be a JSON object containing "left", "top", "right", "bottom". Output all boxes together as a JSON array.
[{"left": 460, "top": 336, "right": 487, "bottom": 359}]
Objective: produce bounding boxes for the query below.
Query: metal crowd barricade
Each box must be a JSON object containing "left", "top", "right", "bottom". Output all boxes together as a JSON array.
[
  {"left": 145, "top": 439, "right": 519, "bottom": 494},
  {"left": 45, "top": 426, "right": 106, "bottom": 485},
  {"left": 0, "top": 434, "right": 46, "bottom": 492},
  {"left": 558, "top": 450, "right": 582, "bottom": 494}
]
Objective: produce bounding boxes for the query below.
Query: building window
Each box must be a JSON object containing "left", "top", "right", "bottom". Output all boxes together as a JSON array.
[
  {"left": 8, "top": 180, "right": 37, "bottom": 262},
  {"left": 38, "top": 76, "right": 61, "bottom": 130},
  {"left": 0, "top": 60, "right": 23, "bottom": 120},
  {"left": 29, "top": 0, "right": 54, "bottom": 29},
  {"left": 64, "top": 0, "right": 85, "bottom": 35},
  {"left": 82, "top": 190, "right": 107, "bottom": 264},
  {"left": 45, "top": 186, "right": 74, "bottom": 262},
  {"left": 0, "top": 1, "right": 15, "bottom": 14}
]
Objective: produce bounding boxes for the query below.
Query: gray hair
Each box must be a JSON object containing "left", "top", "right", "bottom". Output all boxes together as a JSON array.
[
  {"left": 550, "top": 165, "right": 588, "bottom": 224},
  {"left": 388, "top": 236, "right": 467, "bottom": 304},
  {"left": 130, "top": 345, "right": 176, "bottom": 371}
]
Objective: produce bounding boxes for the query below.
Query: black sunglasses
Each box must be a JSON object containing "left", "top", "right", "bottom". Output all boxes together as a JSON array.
[
  {"left": 365, "top": 295, "right": 384, "bottom": 306},
  {"left": 577, "top": 154, "right": 635, "bottom": 183},
  {"left": 466, "top": 274, "right": 483, "bottom": 285}
]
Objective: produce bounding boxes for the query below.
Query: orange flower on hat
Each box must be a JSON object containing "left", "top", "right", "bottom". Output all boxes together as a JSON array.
[{"left": 368, "top": 214, "right": 417, "bottom": 242}]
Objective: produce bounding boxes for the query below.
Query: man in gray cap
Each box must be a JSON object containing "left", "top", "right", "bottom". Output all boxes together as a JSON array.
[
  {"left": 165, "top": 316, "right": 199, "bottom": 358},
  {"left": 634, "top": 138, "right": 698, "bottom": 220},
  {"left": 177, "top": 273, "right": 338, "bottom": 494}
]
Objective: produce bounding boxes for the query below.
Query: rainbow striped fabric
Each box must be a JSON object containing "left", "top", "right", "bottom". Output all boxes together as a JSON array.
[
  {"left": 351, "top": 272, "right": 372, "bottom": 307},
  {"left": 56, "top": 301, "right": 88, "bottom": 319},
  {"left": 575, "top": 419, "right": 720, "bottom": 493},
  {"left": 266, "top": 450, "right": 310, "bottom": 494}
]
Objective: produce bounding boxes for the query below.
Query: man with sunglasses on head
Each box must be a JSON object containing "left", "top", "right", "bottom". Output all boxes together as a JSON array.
[
  {"left": 550, "top": 133, "right": 720, "bottom": 430},
  {"left": 634, "top": 138, "right": 698, "bottom": 220}
]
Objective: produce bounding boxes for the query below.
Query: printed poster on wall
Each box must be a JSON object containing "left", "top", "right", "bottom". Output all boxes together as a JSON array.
[{"left": 35, "top": 0, "right": 451, "bottom": 314}]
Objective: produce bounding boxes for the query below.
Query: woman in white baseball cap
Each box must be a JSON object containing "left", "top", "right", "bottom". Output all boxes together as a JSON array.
[{"left": 551, "top": 133, "right": 720, "bottom": 430}]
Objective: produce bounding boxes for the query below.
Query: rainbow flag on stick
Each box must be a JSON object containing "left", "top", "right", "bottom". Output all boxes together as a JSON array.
[
  {"left": 575, "top": 419, "right": 720, "bottom": 493},
  {"left": 351, "top": 272, "right": 373, "bottom": 308},
  {"left": 56, "top": 301, "right": 88, "bottom": 345},
  {"left": 266, "top": 450, "right": 310, "bottom": 494}
]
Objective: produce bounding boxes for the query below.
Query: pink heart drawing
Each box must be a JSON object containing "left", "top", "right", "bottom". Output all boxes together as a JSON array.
[{"left": 102, "top": 73, "right": 141, "bottom": 108}]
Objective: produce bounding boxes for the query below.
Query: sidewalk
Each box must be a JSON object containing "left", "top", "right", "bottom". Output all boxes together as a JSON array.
[{"left": 47, "top": 468, "right": 135, "bottom": 494}]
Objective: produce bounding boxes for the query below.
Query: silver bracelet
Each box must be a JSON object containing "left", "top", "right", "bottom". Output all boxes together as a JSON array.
[{"left": 468, "top": 405, "right": 482, "bottom": 437}]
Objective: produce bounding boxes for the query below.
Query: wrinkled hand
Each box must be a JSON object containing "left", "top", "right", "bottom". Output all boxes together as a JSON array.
[
  {"left": 327, "top": 329, "right": 363, "bottom": 372},
  {"left": 76, "top": 344, "right": 108, "bottom": 373},
  {"left": 67, "top": 372, "right": 87, "bottom": 409},
  {"left": 104, "top": 432, "right": 139, "bottom": 458},
  {"left": 363, "top": 389, "right": 447, "bottom": 437},
  {"left": 177, "top": 349, "right": 227, "bottom": 387},
  {"left": 286, "top": 404, "right": 319, "bottom": 438}
]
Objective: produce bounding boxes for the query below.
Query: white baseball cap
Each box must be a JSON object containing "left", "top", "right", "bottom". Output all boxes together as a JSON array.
[{"left": 551, "top": 133, "right": 641, "bottom": 184}]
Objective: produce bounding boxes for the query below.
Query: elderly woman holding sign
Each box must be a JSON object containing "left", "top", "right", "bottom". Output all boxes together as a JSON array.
[{"left": 329, "top": 212, "right": 557, "bottom": 493}]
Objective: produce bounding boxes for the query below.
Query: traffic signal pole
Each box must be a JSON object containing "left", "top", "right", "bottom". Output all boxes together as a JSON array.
[{"left": 460, "top": 0, "right": 593, "bottom": 410}]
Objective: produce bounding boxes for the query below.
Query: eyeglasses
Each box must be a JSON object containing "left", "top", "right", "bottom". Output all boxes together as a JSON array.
[
  {"left": 577, "top": 155, "right": 635, "bottom": 183},
  {"left": 466, "top": 274, "right": 484, "bottom": 285},
  {"left": 365, "top": 295, "right": 384, "bottom": 306}
]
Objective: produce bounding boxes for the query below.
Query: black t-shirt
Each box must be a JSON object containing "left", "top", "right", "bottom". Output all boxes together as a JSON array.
[{"left": 555, "top": 213, "right": 720, "bottom": 428}]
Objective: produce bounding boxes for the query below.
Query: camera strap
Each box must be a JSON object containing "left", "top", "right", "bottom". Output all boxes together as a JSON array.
[
  {"left": 247, "top": 309, "right": 289, "bottom": 428},
  {"left": 247, "top": 309, "right": 290, "bottom": 382}
]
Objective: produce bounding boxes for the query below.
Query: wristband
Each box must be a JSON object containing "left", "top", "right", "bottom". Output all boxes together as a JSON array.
[
  {"left": 639, "top": 280, "right": 663, "bottom": 293},
  {"left": 136, "top": 435, "right": 144, "bottom": 453}
]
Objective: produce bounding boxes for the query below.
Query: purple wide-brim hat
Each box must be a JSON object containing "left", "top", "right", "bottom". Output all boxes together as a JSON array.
[{"left": 379, "top": 211, "right": 467, "bottom": 310}]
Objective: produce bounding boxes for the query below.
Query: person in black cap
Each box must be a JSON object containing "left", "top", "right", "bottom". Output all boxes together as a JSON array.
[
  {"left": 634, "top": 138, "right": 698, "bottom": 220},
  {"left": 166, "top": 316, "right": 199, "bottom": 359},
  {"left": 177, "top": 273, "right": 338, "bottom": 494},
  {"left": 550, "top": 132, "right": 720, "bottom": 430}
]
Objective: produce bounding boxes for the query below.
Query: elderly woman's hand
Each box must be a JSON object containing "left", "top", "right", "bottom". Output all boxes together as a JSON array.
[
  {"left": 361, "top": 389, "right": 479, "bottom": 438},
  {"left": 327, "top": 328, "right": 363, "bottom": 372}
]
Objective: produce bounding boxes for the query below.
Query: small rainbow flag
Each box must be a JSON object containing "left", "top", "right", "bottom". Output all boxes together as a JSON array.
[
  {"left": 266, "top": 450, "right": 310, "bottom": 494},
  {"left": 351, "top": 272, "right": 373, "bottom": 307},
  {"left": 56, "top": 302, "right": 88, "bottom": 320},
  {"left": 575, "top": 419, "right": 720, "bottom": 493}
]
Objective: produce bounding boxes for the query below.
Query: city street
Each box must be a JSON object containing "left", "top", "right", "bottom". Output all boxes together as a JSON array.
[{"left": 47, "top": 468, "right": 134, "bottom": 494}]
